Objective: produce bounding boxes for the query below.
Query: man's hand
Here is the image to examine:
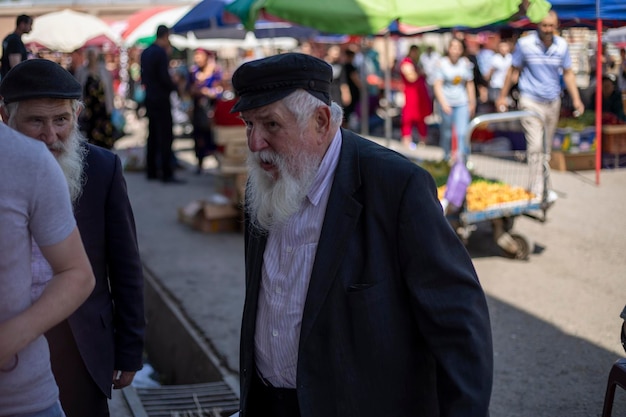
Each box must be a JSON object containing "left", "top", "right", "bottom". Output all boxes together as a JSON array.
[
  {"left": 572, "top": 99, "right": 585, "bottom": 117},
  {"left": 113, "top": 370, "right": 137, "bottom": 389},
  {"left": 495, "top": 96, "right": 508, "bottom": 112}
]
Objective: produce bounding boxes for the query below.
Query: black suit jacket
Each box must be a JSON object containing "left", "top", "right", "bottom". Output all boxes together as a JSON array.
[
  {"left": 240, "top": 129, "right": 493, "bottom": 417},
  {"left": 140, "top": 43, "right": 176, "bottom": 104},
  {"left": 61, "top": 144, "right": 145, "bottom": 397}
]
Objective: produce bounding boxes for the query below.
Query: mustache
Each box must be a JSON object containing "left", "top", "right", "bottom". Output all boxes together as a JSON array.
[
  {"left": 48, "top": 140, "right": 67, "bottom": 153},
  {"left": 254, "top": 149, "right": 280, "bottom": 165}
]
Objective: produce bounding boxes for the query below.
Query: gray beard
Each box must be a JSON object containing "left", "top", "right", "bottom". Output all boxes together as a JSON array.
[
  {"left": 53, "top": 128, "right": 88, "bottom": 206},
  {"left": 245, "top": 148, "right": 320, "bottom": 233}
]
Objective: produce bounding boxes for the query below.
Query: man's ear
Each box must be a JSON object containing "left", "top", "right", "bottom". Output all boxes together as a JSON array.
[{"left": 314, "top": 105, "right": 331, "bottom": 136}]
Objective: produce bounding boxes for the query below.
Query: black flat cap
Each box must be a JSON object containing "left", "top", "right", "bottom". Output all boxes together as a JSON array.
[
  {"left": 0, "top": 59, "right": 82, "bottom": 104},
  {"left": 231, "top": 52, "right": 332, "bottom": 113}
]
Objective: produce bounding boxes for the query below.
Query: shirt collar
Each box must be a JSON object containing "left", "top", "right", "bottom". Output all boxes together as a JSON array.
[
  {"left": 307, "top": 128, "right": 342, "bottom": 206},
  {"left": 532, "top": 31, "right": 559, "bottom": 53}
]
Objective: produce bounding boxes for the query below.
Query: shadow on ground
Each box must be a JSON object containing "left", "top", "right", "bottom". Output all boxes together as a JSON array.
[{"left": 487, "top": 295, "right": 626, "bottom": 417}]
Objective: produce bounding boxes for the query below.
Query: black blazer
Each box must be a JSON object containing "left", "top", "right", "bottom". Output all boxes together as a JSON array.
[
  {"left": 240, "top": 129, "right": 493, "bottom": 417},
  {"left": 140, "top": 43, "right": 177, "bottom": 103},
  {"left": 68, "top": 144, "right": 144, "bottom": 397}
]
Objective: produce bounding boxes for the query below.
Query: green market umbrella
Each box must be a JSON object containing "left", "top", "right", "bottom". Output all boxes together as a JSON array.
[
  {"left": 226, "top": 0, "right": 552, "bottom": 35},
  {"left": 226, "top": 0, "right": 552, "bottom": 139}
]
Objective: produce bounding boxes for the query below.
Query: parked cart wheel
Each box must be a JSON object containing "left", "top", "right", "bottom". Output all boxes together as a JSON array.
[{"left": 502, "top": 233, "right": 532, "bottom": 260}]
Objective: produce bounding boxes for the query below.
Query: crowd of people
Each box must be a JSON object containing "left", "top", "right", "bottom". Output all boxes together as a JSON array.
[
  {"left": 5, "top": 10, "right": 624, "bottom": 169},
  {"left": 4, "top": 9, "right": 626, "bottom": 163}
]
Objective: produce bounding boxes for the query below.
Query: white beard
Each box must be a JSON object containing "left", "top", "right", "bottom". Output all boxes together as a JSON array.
[
  {"left": 52, "top": 127, "right": 88, "bottom": 206},
  {"left": 245, "top": 147, "right": 321, "bottom": 233}
]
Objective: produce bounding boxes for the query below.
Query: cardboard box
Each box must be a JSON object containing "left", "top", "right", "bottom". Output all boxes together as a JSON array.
[
  {"left": 213, "top": 172, "right": 248, "bottom": 204},
  {"left": 177, "top": 199, "right": 240, "bottom": 233},
  {"left": 602, "top": 125, "right": 626, "bottom": 154},
  {"left": 223, "top": 142, "right": 248, "bottom": 160},
  {"left": 117, "top": 146, "right": 145, "bottom": 172},
  {"left": 235, "top": 173, "right": 248, "bottom": 205},
  {"left": 214, "top": 126, "right": 247, "bottom": 146},
  {"left": 215, "top": 137, "right": 248, "bottom": 175},
  {"left": 549, "top": 151, "right": 596, "bottom": 171},
  {"left": 217, "top": 144, "right": 248, "bottom": 173}
]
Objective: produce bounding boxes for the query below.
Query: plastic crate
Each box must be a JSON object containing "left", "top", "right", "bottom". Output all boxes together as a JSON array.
[{"left": 549, "top": 151, "right": 595, "bottom": 171}]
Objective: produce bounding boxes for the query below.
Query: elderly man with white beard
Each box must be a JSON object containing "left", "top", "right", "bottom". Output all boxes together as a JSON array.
[
  {"left": 0, "top": 59, "right": 145, "bottom": 417},
  {"left": 232, "top": 53, "right": 493, "bottom": 417}
]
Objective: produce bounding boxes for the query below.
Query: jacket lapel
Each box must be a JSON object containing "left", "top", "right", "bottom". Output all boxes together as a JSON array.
[{"left": 242, "top": 229, "right": 267, "bottom": 366}]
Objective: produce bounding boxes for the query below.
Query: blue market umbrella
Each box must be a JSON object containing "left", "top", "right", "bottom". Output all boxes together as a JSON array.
[
  {"left": 171, "top": 0, "right": 241, "bottom": 34},
  {"left": 172, "top": 0, "right": 317, "bottom": 40}
]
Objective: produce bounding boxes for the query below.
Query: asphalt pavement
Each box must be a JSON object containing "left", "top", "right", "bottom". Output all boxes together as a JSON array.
[{"left": 111, "top": 114, "right": 626, "bottom": 417}]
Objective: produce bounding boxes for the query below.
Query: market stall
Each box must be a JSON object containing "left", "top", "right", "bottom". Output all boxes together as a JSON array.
[{"left": 549, "top": 0, "right": 626, "bottom": 182}]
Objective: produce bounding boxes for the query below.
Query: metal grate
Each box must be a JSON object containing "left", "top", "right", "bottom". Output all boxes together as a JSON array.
[{"left": 134, "top": 381, "right": 239, "bottom": 417}]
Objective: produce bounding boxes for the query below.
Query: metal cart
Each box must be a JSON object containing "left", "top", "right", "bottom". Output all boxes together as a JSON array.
[{"left": 447, "top": 110, "right": 557, "bottom": 260}]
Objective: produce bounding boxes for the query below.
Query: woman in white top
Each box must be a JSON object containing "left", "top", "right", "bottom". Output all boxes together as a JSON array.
[
  {"left": 485, "top": 40, "right": 513, "bottom": 105},
  {"left": 433, "top": 38, "right": 476, "bottom": 160}
]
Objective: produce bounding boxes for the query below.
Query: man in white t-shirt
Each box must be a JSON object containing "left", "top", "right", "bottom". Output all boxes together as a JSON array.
[
  {"left": 418, "top": 45, "right": 441, "bottom": 94},
  {"left": 485, "top": 40, "right": 513, "bottom": 106},
  {"left": 0, "top": 124, "right": 94, "bottom": 417}
]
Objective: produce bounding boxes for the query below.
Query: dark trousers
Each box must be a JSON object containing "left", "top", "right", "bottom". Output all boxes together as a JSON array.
[
  {"left": 145, "top": 98, "right": 174, "bottom": 181},
  {"left": 46, "top": 320, "right": 109, "bottom": 417},
  {"left": 247, "top": 372, "right": 301, "bottom": 417}
]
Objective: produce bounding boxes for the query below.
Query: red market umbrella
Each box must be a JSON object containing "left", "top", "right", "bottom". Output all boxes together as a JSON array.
[
  {"left": 122, "top": 6, "right": 194, "bottom": 47},
  {"left": 122, "top": 6, "right": 177, "bottom": 39}
]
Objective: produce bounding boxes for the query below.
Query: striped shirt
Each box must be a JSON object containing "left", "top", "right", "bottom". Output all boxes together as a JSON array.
[
  {"left": 254, "top": 128, "right": 342, "bottom": 388},
  {"left": 512, "top": 31, "right": 572, "bottom": 102}
]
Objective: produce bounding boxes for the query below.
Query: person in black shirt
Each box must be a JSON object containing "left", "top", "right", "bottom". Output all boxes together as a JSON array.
[
  {"left": 140, "top": 25, "right": 181, "bottom": 183},
  {"left": 591, "top": 74, "right": 626, "bottom": 123},
  {"left": 341, "top": 47, "right": 360, "bottom": 128},
  {"left": 1, "top": 14, "right": 32, "bottom": 78}
]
